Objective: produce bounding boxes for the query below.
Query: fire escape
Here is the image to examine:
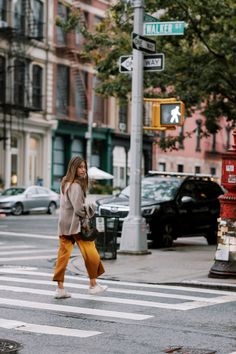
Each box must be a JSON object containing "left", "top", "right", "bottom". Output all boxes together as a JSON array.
[
  {"left": 0, "top": 0, "right": 44, "bottom": 148},
  {"left": 55, "top": 3, "right": 91, "bottom": 123}
]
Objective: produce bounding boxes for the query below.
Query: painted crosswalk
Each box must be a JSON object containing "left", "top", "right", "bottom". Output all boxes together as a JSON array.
[
  {"left": 0, "top": 267, "right": 236, "bottom": 340},
  {"left": 0, "top": 242, "right": 236, "bottom": 340},
  {"left": 0, "top": 241, "right": 69, "bottom": 262}
]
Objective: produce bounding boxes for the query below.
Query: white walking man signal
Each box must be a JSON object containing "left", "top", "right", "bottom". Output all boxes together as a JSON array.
[{"left": 170, "top": 105, "right": 181, "bottom": 123}]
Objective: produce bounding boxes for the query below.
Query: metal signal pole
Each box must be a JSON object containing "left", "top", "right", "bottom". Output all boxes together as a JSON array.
[{"left": 119, "top": 0, "right": 149, "bottom": 254}]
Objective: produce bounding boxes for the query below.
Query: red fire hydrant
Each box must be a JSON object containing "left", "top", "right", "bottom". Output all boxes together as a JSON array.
[{"left": 209, "top": 129, "right": 236, "bottom": 277}]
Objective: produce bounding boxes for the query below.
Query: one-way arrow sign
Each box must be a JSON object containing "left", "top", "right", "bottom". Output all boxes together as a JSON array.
[
  {"left": 119, "top": 54, "right": 164, "bottom": 73},
  {"left": 132, "top": 32, "right": 156, "bottom": 54}
]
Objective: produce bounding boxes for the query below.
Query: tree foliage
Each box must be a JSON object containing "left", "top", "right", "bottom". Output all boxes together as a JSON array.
[
  {"left": 79, "top": 0, "right": 236, "bottom": 134},
  {"left": 61, "top": 0, "right": 236, "bottom": 135}
]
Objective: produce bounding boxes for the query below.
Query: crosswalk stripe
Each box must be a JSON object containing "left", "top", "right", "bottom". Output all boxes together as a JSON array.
[
  {"left": 0, "top": 284, "right": 208, "bottom": 310},
  {"left": 0, "top": 245, "right": 36, "bottom": 250},
  {"left": 0, "top": 231, "right": 56, "bottom": 240},
  {"left": 0, "top": 297, "right": 153, "bottom": 320},
  {"left": 0, "top": 255, "right": 57, "bottom": 261},
  {"left": 1, "top": 282, "right": 236, "bottom": 311},
  {"left": 0, "top": 249, "right": 57, "bottom": 256},
  {"left": 0, "top": 318, "right": 101, "bottom": 337},
  {"left": 0, "top": 267, "right": 234, "bottom": 296},
  {"left": 0, "top": 276, "right": 221, "bottom": 303}
]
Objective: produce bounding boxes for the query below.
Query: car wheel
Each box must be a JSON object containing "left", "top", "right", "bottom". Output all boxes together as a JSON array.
[
  {"left": 12, "top": 203, "right": 23, "bottom": 216},
  {"left": 47, "top": 202, "right": 57, "bottom": 215},
  {"left": 152, "top": 222, "right": 175, "bottom": 248}
]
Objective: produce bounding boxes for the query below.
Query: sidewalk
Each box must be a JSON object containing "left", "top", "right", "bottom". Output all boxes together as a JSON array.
[{"left": 68, "top": 237, "right": 236, "bottom": 291}]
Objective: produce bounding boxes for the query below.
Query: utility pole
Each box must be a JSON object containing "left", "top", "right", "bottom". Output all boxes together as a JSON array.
[{"left": 119, "top": 0, "right": 149, "bottom": 254}]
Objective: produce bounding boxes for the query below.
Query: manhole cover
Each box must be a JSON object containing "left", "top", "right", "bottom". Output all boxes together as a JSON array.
[
  {"left": 163, "top": 347, "right": 216, "bottom": 354},
  {"left": 0, "top": 339, "right": 23, "bottom": 353}
]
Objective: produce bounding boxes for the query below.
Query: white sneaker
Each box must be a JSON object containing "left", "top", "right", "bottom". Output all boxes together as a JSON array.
[
  {"left": 54, "top": 288, "right": 71, "bottom": 299},
  {"left": 88, "top": 284, "right": 108, "bottom": 295}
]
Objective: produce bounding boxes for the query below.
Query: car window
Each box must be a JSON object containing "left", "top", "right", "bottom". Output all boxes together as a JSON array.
[
  {"left": 36, "top": 187, "right": 49, "bottom": 195},
  {"left": 142, "top": 179, "right": 181, "bottom": 200},
  {"left": 196, "top": 182, "right": 223, "bottom": 200},
  {"left": 26, "top": 188, "right": 38, "bottom": 195},
  {"left": 179, "top": 182, "right": 199, "bottom": 200},
  {"left": 1, "top": 188, "right": 25, "bottom": 196},
  {"left": 120, "top": 178, "right": 181, "bottom": 201}
]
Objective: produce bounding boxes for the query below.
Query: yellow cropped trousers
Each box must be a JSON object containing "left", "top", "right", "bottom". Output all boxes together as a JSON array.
[{"left": 53, "top": 234, "right": 105, "bottom": 282}]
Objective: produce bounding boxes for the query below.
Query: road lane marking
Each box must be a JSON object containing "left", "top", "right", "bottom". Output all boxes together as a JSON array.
[
  {"left": 0, "top": 276, "right": 224, "bottom": 303},
  {"left": 0, "top": 283, "right": 235, "bottom": 312},
  {"left": 0, "top": 268, "right": 235, "bottom": 296},
  {"left": 0, "top": 255, "right": 57, "bottom": 261},
  {"left": 0, "top": 318, "right": 101, "bottom": 337},
  {"left": 0, "top": 249, "right": 57, "bottom": 256},
  {"left": 0, "top": 284, "right": 212, "bottom": 310},
  {"left": 0, "top": 297, "right": 153, "bottom": 321},
  {"left": 0, "top": 231, "right": 56, "bottom": 240},
  {"left": 0, "top": 245, "right": 36, "bottom": 250}
]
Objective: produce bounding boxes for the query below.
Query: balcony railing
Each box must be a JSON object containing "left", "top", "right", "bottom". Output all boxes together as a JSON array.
[{"left": 0, "top": 10, "right": 44, "bottom": 41}]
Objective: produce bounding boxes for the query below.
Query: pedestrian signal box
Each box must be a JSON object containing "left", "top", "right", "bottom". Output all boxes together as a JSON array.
[{"left": 143, "top": 98, "right": 185, "bottom": 130}]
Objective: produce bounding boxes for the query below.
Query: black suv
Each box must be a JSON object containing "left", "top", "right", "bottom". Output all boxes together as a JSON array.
[{"left": 96, "top": 172, "right": 224, "bottom": 248}]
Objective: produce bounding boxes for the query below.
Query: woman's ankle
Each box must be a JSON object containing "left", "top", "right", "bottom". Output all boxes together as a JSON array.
[
  {"left": 90, "top": 279, "right": 96, "bottom": 288},
  {"left": 58, "top": 282, "right": 64, "bottom": 289}
]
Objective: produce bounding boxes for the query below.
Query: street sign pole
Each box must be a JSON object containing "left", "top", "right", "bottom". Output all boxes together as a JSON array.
[{"left": 120, "top": 0, "right": 149, "bottom": 254}]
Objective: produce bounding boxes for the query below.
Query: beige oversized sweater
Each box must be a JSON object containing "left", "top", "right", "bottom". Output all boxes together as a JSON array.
[{"left": 58, "top": 182, "right": 87, "bottom": 236}]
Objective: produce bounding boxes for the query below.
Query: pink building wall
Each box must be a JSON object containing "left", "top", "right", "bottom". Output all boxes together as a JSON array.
[{"left": 152, "top": 111, "right": 233, "bottom": 182}]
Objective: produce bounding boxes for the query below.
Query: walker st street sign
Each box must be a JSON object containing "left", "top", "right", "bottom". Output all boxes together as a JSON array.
[
  {"left": 119, "top": 54, "right": 165, "bottom": 73},
  {"left": 132, "top": 32, "right": 156, "bottom": 53},
  {"left": 143, "top": 21, "right": 185, "bottom": 36}
]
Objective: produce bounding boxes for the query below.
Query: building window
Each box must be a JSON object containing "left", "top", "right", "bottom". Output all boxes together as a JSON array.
[
  {"left": 177, "top": 164, "right": 184, "bottom": 173},
  {"left": 56, "top": 2, "right": 68, "bottom": 45},
  {"left": 0, "top": 0, "right": 7, "bottom": 22},
  {"left": 75, "top": 71, "right": 87, "bottom": 119},
  {"left": 14, "top": 59, "right": 25, "bottom": 106},
  {"left": 75, "top": 11, "right": 88, "bottom": 46},
  {"left": 53, "top": 136, "right": 65, "bottom": 191},
  {"left": 71, "top": 138, "right": 83, "bottom": 158},
  {"left": 0, "top": 56, "right": 5, "bottom": 104},
  {"left": 56, "top": 64, "right": 69, "bottom": 116},
  {"left": 195, "top": 166, "right": 201, "bottom": 174},
  {"left": 158, "top": 162, "right": 166, "bottom": 171},
  {"left": 94, "top": 78, "right": 105, "bottom": 125},
  {"left": 14, "top": 0, "right": 25, "bottom": 35},
  {"left": 32, "top": 65, "right": 43, "bottom": 110},
  {"left": 210, "top": 167, "right": 216, "bottom": 176},
  {"left": 196, "top": 119, "right": 202, "bottom": 152},
  {"left": 31, "top": 0, "right": 44, "bottom": 40},
  {"left": 119, "top": 100, "right": 128, "bottom": 132}
]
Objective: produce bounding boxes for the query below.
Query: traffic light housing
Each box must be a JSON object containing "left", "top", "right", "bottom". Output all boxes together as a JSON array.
[{"left": 144, "top": 98, "right": 185, "bottom": 130}]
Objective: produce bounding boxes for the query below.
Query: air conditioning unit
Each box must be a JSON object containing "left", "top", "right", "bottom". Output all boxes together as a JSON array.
[
  {"left": 0, "top": 20, "right": 8, "bottom": 28},
  {"left": 119, "top": 122, "right": 126, "bottom": 132}
]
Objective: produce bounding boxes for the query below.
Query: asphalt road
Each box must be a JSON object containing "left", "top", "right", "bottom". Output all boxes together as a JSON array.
[{"left": 0, "top": 214, "right": 235, "bottom": 354}]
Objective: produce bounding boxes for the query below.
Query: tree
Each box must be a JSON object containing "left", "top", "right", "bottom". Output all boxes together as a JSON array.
[{"left": 59, "top": 0, "right": 236, "bottom": 136}]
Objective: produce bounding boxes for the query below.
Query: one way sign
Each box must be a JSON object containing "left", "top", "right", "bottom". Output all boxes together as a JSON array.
[
  {"left": 132, "top": 32, "right": 156, "bottom": 53},
  {"left": 119, "top": 54, "right": 164, "bottom": 73}
]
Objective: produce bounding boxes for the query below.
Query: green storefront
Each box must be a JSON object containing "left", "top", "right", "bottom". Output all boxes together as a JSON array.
[{"left": 51, "top": 120, "right": 113, "bottom": 191}]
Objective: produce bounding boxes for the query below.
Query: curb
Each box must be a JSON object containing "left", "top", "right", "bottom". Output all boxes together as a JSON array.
[{"left": 68, "top": 260, "right": 236, "bottom": 291}]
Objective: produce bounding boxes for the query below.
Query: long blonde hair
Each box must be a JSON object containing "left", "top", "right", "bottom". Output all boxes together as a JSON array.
[{"left": 61, "top": 156, "right": 88, "bottom": 196}]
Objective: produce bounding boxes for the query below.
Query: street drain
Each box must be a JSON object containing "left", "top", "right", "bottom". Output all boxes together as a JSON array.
[
  {"left": 163, "top": 347, "right": 217, "bottom": 354},
  {"left": 0, "top": 339, "right": 23, "bottom": 353}
]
